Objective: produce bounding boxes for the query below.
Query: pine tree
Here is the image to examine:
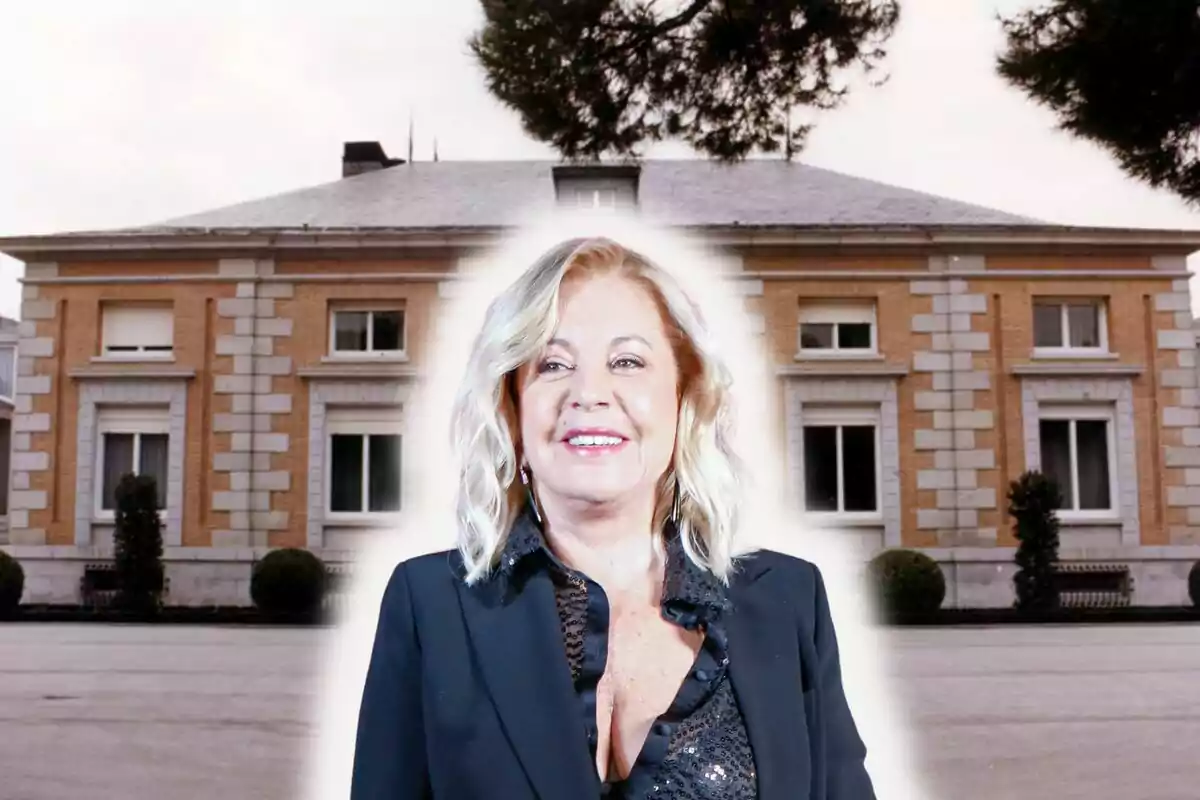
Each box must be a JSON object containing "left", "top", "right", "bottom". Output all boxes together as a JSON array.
[
  {"left": 998, "top": 0, "right": 1200, "bottom": 204},
  {"left": 113, "top": 473, "right": 166, "bottom": 616},
  {"left": 1008, "top": 471, "right": 1062, "bottom": 612},
  {"left": 469, "top": 0, "right": 900, "bottom": 160}
]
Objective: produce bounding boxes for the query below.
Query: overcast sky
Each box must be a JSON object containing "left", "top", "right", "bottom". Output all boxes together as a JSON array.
[{"left": 2, "top": 0, "right": 1199, "bottom": 322}]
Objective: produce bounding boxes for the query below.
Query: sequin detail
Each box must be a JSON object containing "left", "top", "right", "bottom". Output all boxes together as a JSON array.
[
  {"left": 552, "top": 572, "right": 589, "bottom": 684},
  {"left": 496, "top": 506, "right": 758, "bottom": 800}
]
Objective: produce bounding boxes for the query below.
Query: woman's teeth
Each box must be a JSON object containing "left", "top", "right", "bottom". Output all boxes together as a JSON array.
[{"left": 567, "top": 435, "right": 623, "bottom": 447}]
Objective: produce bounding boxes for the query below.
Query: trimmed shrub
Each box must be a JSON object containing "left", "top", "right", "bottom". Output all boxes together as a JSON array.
[
  {"left": 868, "top": 549, "right": 946, "bottom": 616},
  {"left": 0, "top": 551, "right": 25, "bottom": 616},
  {"left": 1189, "top": 562, "right": 1200, "bottom": 608},
  {"left": 1008, "top": 470, "right": 1062, "bottom": 612},
  {"left": 113, "top": 473, "right": 166, "bottom": 615},
  {"left": 251, "top": 548, "right": 327, "bottom": 616}
]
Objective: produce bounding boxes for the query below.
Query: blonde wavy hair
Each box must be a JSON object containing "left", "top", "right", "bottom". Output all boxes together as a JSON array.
[{"left": 450, "top": 237, "right": 746, "bottom": 584}]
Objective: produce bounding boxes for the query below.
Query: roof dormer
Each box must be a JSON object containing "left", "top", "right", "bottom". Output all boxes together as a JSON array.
[{"left": 551, "top": 163, "right": 640, "bottom": 210}]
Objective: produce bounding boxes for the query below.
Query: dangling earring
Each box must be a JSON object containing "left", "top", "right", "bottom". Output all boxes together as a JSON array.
[
  {"left": 670, "top": 478, "right": 682, "bottom": 529},
  {"left": 520, "top": 461, "right": 543, "bottom": 524}
]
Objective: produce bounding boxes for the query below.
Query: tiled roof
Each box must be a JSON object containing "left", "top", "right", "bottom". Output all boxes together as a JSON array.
[{"left": 147, "top": 159, "right": 1044, "bottom": 231}]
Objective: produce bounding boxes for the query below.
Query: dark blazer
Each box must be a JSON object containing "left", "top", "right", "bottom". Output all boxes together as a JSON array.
[{"left": 350, "top": 547, "right": 875, "bottom": 800}]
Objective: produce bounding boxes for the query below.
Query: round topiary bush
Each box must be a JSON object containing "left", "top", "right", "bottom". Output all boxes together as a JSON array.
[
  {"left": 868, "top": 549, "right": 947, "bottom": 617},
  {"left": 251, "top": 548, "right": 327, "bottom": 616},
  {"left": 1189, "top": 562, "right": 1200, "bottom": 608},
  {"left": 0, "top": 551, "right": 26, "bottom": 617}
]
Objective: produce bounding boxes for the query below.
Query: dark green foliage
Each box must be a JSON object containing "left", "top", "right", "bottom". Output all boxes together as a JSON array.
[
  {"left": 868, "top": 549, "right": 946, "bottom": 616},
  {"left": 113, "top": 473, "right": 166, "bottom": 615},
  {"left": 251, "top": 548, "right": 327, "bottom": 616},
  {"left": 469, "top": 0, "right": 899, "bottom": 161},
  {"left": 997, "top": 0, "right": 1200, "bottom": 204},
  {"left": 1008, "top": 471, "right": 1062, "bottom": 611},
  {"left": 1189, "top": 562, "right": 1200, "bottom": 608},
  {"left": 0, "top": 551, "right": 25, "bottom": 616}
]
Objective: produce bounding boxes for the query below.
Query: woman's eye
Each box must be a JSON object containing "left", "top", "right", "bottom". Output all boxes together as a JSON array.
[
  {"left": 538, "top": 359, "right": 570, "bottom": 374},
  {"left": 612, "top": 356, "right": 645, "bottom": 370}
]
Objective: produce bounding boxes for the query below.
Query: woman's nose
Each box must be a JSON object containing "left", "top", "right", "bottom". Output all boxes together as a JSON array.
[{"left": 569, "top": 364, "right": 613, "bottom": 410}]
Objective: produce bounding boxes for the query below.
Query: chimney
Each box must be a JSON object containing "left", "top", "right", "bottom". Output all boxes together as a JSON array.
[{"left": 342, "top": 141, "right": 405, "bottom": 178}]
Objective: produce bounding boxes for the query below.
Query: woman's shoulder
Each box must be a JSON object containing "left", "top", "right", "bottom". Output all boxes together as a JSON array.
[
  {"left": 388, "top": 548, "right": 466, "bottom": 589},
  {"left": 730, "top": 546, "right": 841, "bottom": 621},
  {"left": 731, "top": 546, "right": 821, "bottom": 589}
]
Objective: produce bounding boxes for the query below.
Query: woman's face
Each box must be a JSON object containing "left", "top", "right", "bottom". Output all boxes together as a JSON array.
[{"left": 517, "top": 271, "right": 681, "bottom": 515}]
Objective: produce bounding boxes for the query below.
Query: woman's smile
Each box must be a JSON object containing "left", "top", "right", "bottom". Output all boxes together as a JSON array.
[{"left": 561, "top": 428, "right": 631, "bottom": 457}]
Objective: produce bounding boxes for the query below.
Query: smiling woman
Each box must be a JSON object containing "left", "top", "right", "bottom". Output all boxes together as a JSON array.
[
  {"left": 453, "top": 238, "right": 736, "bottom": 587},
  {"left": 350, "top": 237, "right": 876, "bottom": 800}
]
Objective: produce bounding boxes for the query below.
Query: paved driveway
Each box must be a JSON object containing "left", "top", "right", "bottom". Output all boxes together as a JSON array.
[
  {"left": 889, "top": 625, "right": 1200, "bottom": 800},
  {"left": 1, "top": 623, "right": 1197, "bottom": 799}
]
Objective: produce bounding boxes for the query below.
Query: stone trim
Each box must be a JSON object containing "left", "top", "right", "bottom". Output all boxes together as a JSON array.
[
  {"left": 8, "top": 279, "right": 58, "bottom": 545},
  {"left": 783, "top": 376, "right": 902, "bottom": 547},
  {"left": 297, "top": 363, "right": 422, "bottom": 380},
  {"left": 208, "top": 259, "right": 297, "bottom": 548},
  {"left": 778, "top": 362, "right": 908, "bottom": 378},
  {"left": 909, "top": 265, "right": 996, "bottom": 545},
  {"left": 306, "top": 380, "right": 415, "bottom": 548},
  {"left": 9, "top": 539, "right": 1200, "bottom": 565},
  {"left": 1020, "top": 377, "right": 1138, "bottom": 545},
  {"left": 8, "top": 223, "right": 1200, "bottom": 255},
  {"left": 0, "top": 543, "right": 365, "bottom": 563},
  {"left": 1152, "top": 255, "right": 1188, "bottom": 272},
  {"left": 69, "top": 366, "right": 197, "bottom": 380},
  {"left": 1154, "top": 278, "right": 1200, "bottom": 544},
  {"left": 73, "top": 379, "right": 188, "bottom": 546},
  {"left": 21, "top": 268, "right": 1195, "bottom": 287},
  {"left": 1010, "top": 362, "right": 1143, "bottom": 378}
]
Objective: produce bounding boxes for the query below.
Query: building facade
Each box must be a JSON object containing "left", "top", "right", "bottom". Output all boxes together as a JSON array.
[
  {"left": 3, "top": 150, "right": 1200, "bottom": 607},
  {"left": 0, "top": 316, "right": 16, "bottom": 541}
]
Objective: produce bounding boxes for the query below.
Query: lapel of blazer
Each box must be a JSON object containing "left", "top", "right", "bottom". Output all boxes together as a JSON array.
[
  {"left": 457, "top": 565, "right": 597, "bottom": 800},
  {"left": 726, "top": 554, "right": 812, "bottom": 800}
]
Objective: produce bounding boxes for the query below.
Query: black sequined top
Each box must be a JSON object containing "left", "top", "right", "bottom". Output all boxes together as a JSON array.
[{"left": 495, "top": 508, "right": 759, "bottom": 800}]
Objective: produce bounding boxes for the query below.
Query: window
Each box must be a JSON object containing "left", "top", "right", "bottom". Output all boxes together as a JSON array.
[
  {"left": 1038, "top": 406, "right": 1116, "bottom": 517},
  {"left": 330, "top": 309, "right": 405, "bottom": 357},
  {"left": 0, "top": 419, "right": 10, "bottom": 515},
  {"left": 95, "top": 408, "right": 170, "bottom": 517},
  {"left": 798, "top": 303, "right": 876, "bottom": 355},
  {"left": 1033, "top": 299, "right": 1107, "bottom": 352},
  {"left": 0, "top": 344, "right": 14, "bottom": 401},
  {"left": 326, "top": 409, "right": 403, "bottom": 517},
  {"left": 101, "top": 304, "right": 174, "bottom": 358},
  {"left": 551, "top": 165, "right": 638, "bottom": 209},
  {"left": 801, "top": 407, "right": 880, "bottom": 517},
  {"left": 567, "top": 187, "right": 618, "bottom": 209},
  {"left": 555, "top": 181, "right": 626, "bottom": 209}
]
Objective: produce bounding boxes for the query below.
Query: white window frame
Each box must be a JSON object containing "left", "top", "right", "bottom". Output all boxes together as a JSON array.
[
  {"left": 1036, "top": 404, "right": 1119, "bottom": 522},
  {"left": 799, "top": 406, "right": 883, "bottom": 523},
  {"left": 566, "top": 187, "right": 618, "bottom": 209},
  {"left": 324, "top": 408, "right": 404, "bottom": 523},
  {"left": 93, "top": 407, "right": 171, "bottom": 522},
  {"left": 1032, "top": 299, "right": 1109, "bottom": 357},
  {"left": 100, "top": 304, "right": 174, "bottom": 360},
  {"left": 797, "top": 303, "right": 878, "bottom": 357},
  {"left": 328, "top": 308, "right": 407, "bottom": 359}
]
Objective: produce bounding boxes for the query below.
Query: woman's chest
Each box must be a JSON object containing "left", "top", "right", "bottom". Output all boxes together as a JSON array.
[
  {"left": 594, "top": 606, "right": 705, "bottom": 776},
  {"left": 604, "top": 605, "right": 702, "bottom": 692}
]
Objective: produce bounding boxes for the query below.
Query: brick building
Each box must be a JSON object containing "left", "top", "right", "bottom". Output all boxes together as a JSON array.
[
  {"left": 3, "top": 146, "right": 1200, "bottom": 607},
  {"left": 0, "top": 316, "right": 16, "bottom": 541}
]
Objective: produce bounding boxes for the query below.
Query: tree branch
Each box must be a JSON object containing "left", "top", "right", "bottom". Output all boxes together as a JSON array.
[{"left": 608, "top": 0, "right": 715, "bottom": 38}]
